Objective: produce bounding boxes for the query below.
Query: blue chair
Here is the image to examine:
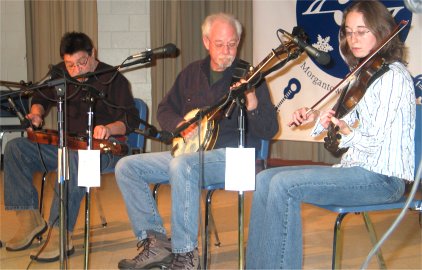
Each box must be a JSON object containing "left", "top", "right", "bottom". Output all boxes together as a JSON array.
[
  {"left": 95, "top": 98, "right": 148, "bottom": 226},
  {"left": 310, "top": 104, "right": 422, "bottom": 269},
  {"left": 152, "top": 139, "right": 270, "bottom": 269}
]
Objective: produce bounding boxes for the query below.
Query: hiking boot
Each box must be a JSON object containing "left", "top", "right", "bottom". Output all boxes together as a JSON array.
[
  {"left": 29, "top": 227, "right": 75, "bottom": 262},
  {"left": 170, "top": 248, "right": 200, "bottom": 270},
  {"left": 6, "top": 210, "right": 48, "bottom": 251},
  {"left": 118, "top": 235, "right": 173, "bottom": 269}
]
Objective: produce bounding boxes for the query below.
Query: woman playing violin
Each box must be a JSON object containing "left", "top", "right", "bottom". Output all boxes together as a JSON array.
[{"left": 246, "top": 0, "right": 416, "bottom": 268}]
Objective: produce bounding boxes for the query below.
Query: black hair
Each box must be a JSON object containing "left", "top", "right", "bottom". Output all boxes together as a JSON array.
[{"left": 59, "top": 32, "right": 94, "bottom": 59}]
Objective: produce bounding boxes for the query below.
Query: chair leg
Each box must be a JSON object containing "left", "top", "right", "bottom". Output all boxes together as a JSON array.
[
  {"left": 93, "top": 189, "right": 107, "bottom": 227},
  {"left": 153, "top": 183, "right": 161, "bottom": 202},
  {"left": 332, "top": 213, "right": 348, "bottom": 269},
  {"left": 37, "top": 171, "right": 48, "bottom": 242},
  {"left": 209, "top": 212, "right": 221, "bottom": 247},
  {"left": 0, "top": 131, "right": 4, "bottom": 169},
  {"left": 362, "top": 212, "right": 387, "bottom": 269},
  {"left": 39, "top": 171, "right": 47, "bottom": 217},
  {"left": 204, "top": 189, "right": 222, "bottom": 270}
]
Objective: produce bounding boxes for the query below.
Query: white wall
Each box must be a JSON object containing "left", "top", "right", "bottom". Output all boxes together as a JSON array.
[
  {"left": 97, "top": 0, "right": 151, "bottom": 105},
  {"left": 97, "top": 0, "right": 152, "bottom": 150},
  {"left": 0, "top": 0, "right": 28, "bottom": 152},
  {"left": 0, "top": 0, "right": 27, "bottom": 84}
]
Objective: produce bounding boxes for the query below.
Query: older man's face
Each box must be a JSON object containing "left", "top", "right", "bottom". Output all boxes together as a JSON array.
[{"left": 203, "top": 20, "right": 239, "bottom": 72}]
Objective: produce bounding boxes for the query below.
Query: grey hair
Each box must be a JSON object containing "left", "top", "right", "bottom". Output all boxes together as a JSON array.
[{"left": 201, "top": 12, "right": 242, "bottom": 39}]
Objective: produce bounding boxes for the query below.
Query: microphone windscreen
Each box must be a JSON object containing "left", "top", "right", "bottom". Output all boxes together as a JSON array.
[{"left": 164, "top": 43, "right": 177, "bottom": 55}]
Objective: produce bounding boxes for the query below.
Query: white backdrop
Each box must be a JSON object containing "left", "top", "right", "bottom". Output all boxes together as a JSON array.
[{"left": 253, "top": 0, "right": 422, "bottom": 142}]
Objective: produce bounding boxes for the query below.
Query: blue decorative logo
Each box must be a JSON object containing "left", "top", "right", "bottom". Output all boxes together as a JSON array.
[
  {"left": 275, "top": 78, "right": 302, "bottom": 111},
  {"left": 296, "top": 0, "right": 412, "bottom": 78}
]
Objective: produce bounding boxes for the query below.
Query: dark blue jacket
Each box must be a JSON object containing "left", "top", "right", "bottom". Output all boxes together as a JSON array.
[{"left": 157, "top": 56, "right": 279, "bottom": 150}]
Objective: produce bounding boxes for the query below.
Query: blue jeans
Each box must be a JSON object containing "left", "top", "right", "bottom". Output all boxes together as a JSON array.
[
  {"left": 115, "top": 148, "right": 226, "bottom": 253},
  {"left": 246, "top": 165, "right": 405, "bottom": 269},
  {"left": 3, "top": 137, "right": 121, "bottom": 232}
]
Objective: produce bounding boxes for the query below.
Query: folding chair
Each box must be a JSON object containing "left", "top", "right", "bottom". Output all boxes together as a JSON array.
[{"left": 310, "top": 104, "right": 422, "bottom": 269}]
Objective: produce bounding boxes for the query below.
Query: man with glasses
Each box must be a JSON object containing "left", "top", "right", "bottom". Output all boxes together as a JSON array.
[
  {"left": 115, "top": 13, "right": 278, "bottom": 269},
  {"left": 3, "top": 32, "right": 139, "bottom": 262}
]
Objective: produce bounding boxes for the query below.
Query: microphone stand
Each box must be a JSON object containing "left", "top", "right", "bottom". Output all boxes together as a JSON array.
[
  {"left": 235, "top": 95, "right": 246, "bottom": 269},
  {"left": 53, "top": 80, "right": 69, "bottom": 269},
  {"left": 83, "top": 92, "right": 95, "bottom": 270}
]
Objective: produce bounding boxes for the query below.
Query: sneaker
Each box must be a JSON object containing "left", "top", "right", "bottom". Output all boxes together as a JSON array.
[
  {"left": 170, "top": 248, "right": 200, "bottom": 270},
  {"left": 118, "top": 236, "right": 173, "bottom": 269}
]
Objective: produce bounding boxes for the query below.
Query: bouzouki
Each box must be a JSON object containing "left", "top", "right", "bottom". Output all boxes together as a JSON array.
[
  {"left": 171, "top": 39, "right": 301, "bottom": 157},
  {"left": 27, "top": 129, "right": 129, "bottom": 156}
]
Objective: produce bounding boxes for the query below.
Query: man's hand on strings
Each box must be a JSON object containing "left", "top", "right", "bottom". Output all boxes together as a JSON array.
[
  {"left": 27, "top": 104, "right": 45, "bottom": 130},
  {"left": 231, "top": 79, "right": 258, "bottom": 111},
  {"left": 94, "top": 125, "right": 112, "bottom": 140},
  {"left": 26, "top": 113, "right": 43, "bottom": 130},
  {"left": 93, "top": 121, "right": 126, "bottom": 140}
]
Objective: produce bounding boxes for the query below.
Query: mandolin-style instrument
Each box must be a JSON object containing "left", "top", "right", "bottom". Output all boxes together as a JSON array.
[
  {"left": 171, "top": 108, "right": 220, "bottom": 157},
  {"left": 171, "top": 39, "right": 302, "bottom": 157},
  {"left": 27, "top": 129, "right": 129, "bottom": 156}
]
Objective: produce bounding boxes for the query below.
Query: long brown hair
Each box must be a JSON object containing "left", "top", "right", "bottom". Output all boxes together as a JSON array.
[{"left": 339, "top": 0, "right": 406, "bottom": 68}]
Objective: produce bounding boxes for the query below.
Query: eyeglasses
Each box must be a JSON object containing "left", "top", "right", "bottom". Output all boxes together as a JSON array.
[
  {"left": 208, "top": 38, "right": 238, "bottom": 50},
  {"left": 344, "top": 28, "right": 371, "bottom": 39},
  {"left": 65, "top": 55, "right": 90, "bottom": 70}
]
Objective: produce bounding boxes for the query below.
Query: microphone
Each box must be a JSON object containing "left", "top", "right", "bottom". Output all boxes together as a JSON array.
[
  {"left": 7, "top": 97, "right": 31, "bottom": 128},
  {"left": 280, "top": 28, "right": 331, "bottom": 65},
  {"left": 127, "top": 43, "right": 177, "bottom": 60},
  {"left": 134, "top": 126, "right": 174, "bottom": 144}
]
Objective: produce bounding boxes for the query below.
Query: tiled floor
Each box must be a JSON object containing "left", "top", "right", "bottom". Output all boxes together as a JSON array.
[{"left": 1, "top": 167, "right": 421, "bottom": 269}]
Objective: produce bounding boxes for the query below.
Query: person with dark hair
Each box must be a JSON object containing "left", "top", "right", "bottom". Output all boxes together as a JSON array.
[
  {"left": 115, "top": 12, "right": 278, "bottom": 269},
  {"left": 3, "top": 31, "right": 139, "bottom": 262},
  {"left": 245, "top": 0, "right": 416, "bottom": 268}
]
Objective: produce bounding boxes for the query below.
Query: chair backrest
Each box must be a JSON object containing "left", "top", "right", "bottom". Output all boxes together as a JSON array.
[
  {"left": 415, "top": 104, "right": 421, "bottom": 180},
  {"left": 257, "top": 139, "right": 269, "bottom": 161},
  {"left": 127, "top": 98, "right": 148, "bottom": 152}
]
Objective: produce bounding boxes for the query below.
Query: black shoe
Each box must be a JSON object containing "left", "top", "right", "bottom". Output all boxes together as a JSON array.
[
  {"left": 118, "top": 236, "right": 173, "bottom": 269},
  {"left": 29, "top": 246, "right": 75, "bottom": 263},
  {"left": 170, "top": 248, "right": 200, "bottom": 270}
]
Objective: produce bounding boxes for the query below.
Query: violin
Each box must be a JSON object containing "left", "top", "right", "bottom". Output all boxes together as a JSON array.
[
  {"left": 324, "top": 56, "right": 389, "bottom": 156},
  {"left": 27, "top": 129, "right": 129, "bottom": 156}
]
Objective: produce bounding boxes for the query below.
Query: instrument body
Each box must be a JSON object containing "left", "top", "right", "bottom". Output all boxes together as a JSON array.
[
  {"left": 171, "top": 109, "right": 220, "bottom": 157},
  {"left": 27, "top": 129, "right": 129, "bottom": 156}
]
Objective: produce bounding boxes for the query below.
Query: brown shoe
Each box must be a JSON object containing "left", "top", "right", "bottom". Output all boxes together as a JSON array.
[
  {"left": 6, "top": 210, "right": 47, "bottom": 251},
  {"left": 29, "top": 227, "right": 74, "bottom": 263},
  {"left": 118, "top": 234, "right": 172, "bottom": 269}
]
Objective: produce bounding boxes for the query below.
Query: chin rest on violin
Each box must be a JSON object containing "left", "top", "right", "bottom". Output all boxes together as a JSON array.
[{"left": 27, "top": 129, "right": 129, "bottom": 156}]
